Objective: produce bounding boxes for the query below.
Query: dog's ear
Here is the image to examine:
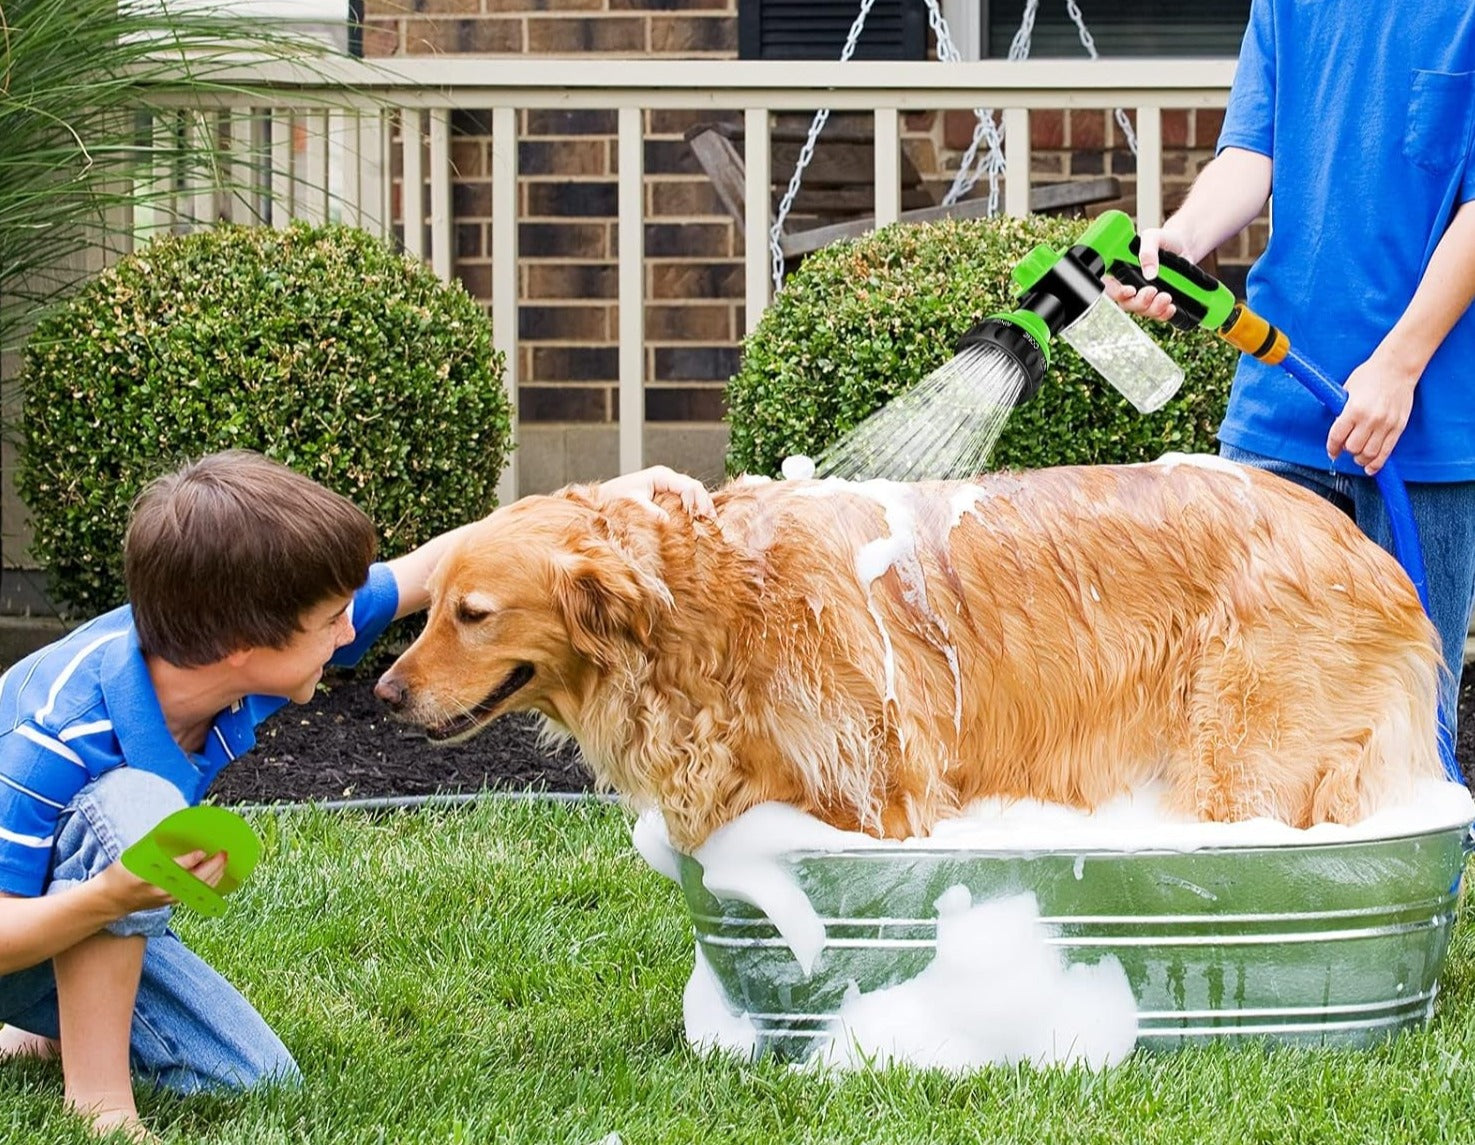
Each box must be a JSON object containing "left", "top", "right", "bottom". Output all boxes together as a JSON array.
[{"left": 553, "top": 528, "right": 665, "bottom": 665}]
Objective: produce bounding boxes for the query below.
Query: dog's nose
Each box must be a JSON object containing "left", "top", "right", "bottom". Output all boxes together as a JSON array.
[{"left": 375, "top": 672, "right": 408, "bottom": 710}]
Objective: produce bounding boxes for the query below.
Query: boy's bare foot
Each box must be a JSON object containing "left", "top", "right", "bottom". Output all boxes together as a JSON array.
[
  {"left": 68, "top": 1098, "right": 157, "bottom": 1143},
  {"left": 0, "top": 1024, "right": 59, "bottom": 1060}
]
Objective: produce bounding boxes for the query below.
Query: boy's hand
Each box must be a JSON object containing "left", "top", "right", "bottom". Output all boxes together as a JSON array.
[
  {"left": 602, "top": 465, "right": 716, "bottom": 518},
  {"left": 1326, "top": 350, "right": 1420, "bottom": 475},
  {"left": 1105, "top": 224, "right": 1202, "bottom": 324},
  {"left": 97, "top": 850, "right": 228, "bottom": 914}
]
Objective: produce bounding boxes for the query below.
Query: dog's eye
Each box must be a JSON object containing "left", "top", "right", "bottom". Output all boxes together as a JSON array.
[{"left": 455, "top": 601, "right": 492, "bottom": 624}]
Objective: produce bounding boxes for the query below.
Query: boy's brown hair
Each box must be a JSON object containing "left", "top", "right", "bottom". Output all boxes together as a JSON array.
[{"left": 124, "top": 450, "right": 379, "bottom": 667}]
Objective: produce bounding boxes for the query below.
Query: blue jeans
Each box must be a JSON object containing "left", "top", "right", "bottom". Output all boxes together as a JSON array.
[
  {"left": 1220, "top": 444, "right": 1475, "bottom": 735},
  {"left": 0, "top": 768, "right": 299, "bottom": 1094}
]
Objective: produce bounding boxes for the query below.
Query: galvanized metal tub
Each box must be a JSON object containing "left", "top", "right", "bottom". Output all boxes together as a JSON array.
[{"left": 678, "top": 824, "right": 1473, "bottom": 1059}]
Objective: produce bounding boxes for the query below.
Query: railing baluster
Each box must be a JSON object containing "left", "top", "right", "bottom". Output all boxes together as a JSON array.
[
  {"left": 133, "top": 113, "right": 172, "bottom": 246},
  {"left": 270, "top": 109, "right": 293, "bottom": 227},
  {"left": 491, "top": 106, "right": 519, "bottom": 505},
  {"left": 188, "top": 112, "right": 218, "bottom": 230},
  {"left": 873, "top": 108, "right": 900, "bottom": 227},
  {"left": 379, "top": 110, "right": 395, "bottom": 239},
  {"left": 338, "top": 111, "right": 361, "bottom": 227},
  {"left": 355, "top": 110, "right": 388, "bottom": 237},
  {"left": 743, "top": 106, "right": 771, "bottom": 334},
  {"left": 1135, "top": 106, "right": 1163, "bottom": 231},
  {"left": 1003, "top": 107, "right": 1030, "bottom": 218},
  {"left": 617, "top": 105, "right": 644, "bottom": 475},
  {"left": 301, "top": 111, "right": 331, "bottom": 225},
  {"left": 401, "top": 109, "right": 424, "bottom": 258},
  {"left": 227, "top": 110, "right": 260, "bottom": 225},
  {"left": 429, "top": 109, "right": 453, "bottom": 281}
]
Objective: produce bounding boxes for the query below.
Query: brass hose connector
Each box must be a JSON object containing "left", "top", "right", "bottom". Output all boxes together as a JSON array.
[{"left": 1218, "top": 303, "right": 1289, "bottom": 364}]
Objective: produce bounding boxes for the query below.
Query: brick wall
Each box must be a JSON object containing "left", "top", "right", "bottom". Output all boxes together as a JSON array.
[
  {"left": 364, "top": 0, "right": 1264, "bottom": 493},
  {"left": 368, "top": 0, "right": 750, "bottom": 488}
]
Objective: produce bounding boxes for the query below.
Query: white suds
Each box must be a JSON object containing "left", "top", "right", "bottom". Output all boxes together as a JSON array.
[
  {"left": 691, "top": 803, "right": 876, "bottom": 976},
  {"left": 797, "top": 479, "right": 962, "bottom": 723},
  {"left": 781, "top": 455, "right": 816, "bottom": 481},
  {"left": 1149, "top": 451, "right": 1253, "bottom": 484},
  {"left": 817, "top": 886, "right": 1138, "bottom": 1073},
  {"left": 684, "top": 944, "right": 759, "bottom": 1057}
]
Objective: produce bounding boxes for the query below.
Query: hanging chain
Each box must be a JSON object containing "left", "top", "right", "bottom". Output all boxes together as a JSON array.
[
  {"left": 1066, "top": 0, "right": 1138, "bottom": 154},
  {"left": 929, "top": 0, "right": 1038, "bottom": 211},
  {"left": 767, "top": 0, "right": 1131, "bottom": 290},
  {"left": 768, "top": 0, "right": 882, "bottom": 291},
  {"left": 936, "top": 0, "right": 1137, "bottom": 209}
]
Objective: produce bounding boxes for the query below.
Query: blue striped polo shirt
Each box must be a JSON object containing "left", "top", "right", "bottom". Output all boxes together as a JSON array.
[{"left": 0, "top": 562, "right": 399, "bottom": 896}]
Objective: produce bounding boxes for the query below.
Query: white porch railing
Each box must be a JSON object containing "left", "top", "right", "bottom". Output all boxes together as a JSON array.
[{"left": 143, "top": 57, "right": 1237, "bottom": 501}]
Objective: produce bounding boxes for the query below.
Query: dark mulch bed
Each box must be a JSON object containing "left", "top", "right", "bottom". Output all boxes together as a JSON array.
[
  {"left": 210, "top": 658, "right": 1475, "bottom": 805},
  {"left": 209, "top": 657, "right": 591, "bottom": 805}
]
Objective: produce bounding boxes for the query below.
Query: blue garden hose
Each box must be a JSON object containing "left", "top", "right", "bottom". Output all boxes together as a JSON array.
[{"left": 1279, "top": 347, "right": 1460, "bottom": 783}]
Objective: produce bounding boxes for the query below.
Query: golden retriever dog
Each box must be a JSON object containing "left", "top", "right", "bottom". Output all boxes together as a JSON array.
[{"left": 376, "top": 459, "right": 1443, "bottom": 852}]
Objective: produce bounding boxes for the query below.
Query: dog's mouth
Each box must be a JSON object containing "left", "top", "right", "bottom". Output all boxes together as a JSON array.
[{"left": 424, "top": 663, "right": 536, "bottom": 742}]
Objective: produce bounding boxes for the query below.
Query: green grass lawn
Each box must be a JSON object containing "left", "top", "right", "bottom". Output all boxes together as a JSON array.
[{"left": 4, "top": 799, "right": 1474, "bottom": 1145}]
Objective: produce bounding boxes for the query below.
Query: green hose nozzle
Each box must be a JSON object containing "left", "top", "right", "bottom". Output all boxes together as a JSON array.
[
  {"left": 1075, "top": 210, "right": 1291, "bottom": 365},
  {"left": 954, "top": 209, "right": 1261, "bottom": 413},
  {"left": 1001, "top": 209, "right": 1238, "bottom": 336}
]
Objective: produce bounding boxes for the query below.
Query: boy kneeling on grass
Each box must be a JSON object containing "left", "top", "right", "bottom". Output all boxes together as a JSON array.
[{"left": 0, "top": 449, "right": 711, "bottom": 1139}]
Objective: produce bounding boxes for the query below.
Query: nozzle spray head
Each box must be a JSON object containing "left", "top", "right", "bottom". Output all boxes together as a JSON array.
[
  {"left": 952, "top": 234, "right": 1111, "bottom": 409},
  {"left": 955, "top": 313, "right": 1050, "bottom": 407}
]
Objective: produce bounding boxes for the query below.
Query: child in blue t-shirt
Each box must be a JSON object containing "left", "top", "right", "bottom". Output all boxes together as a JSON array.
[
  {"left": 0, "top": 449, "right": 711, "bottom": 1139},
  {"left": 1112, "top": 0, "right": 1475, "bottom": 732}
]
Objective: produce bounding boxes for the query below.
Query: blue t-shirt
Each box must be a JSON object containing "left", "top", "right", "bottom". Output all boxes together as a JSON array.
[
  {"left": 0, "top": 562, "right": 399, "bottom": 896},
  {"left": 1215, "top": 0, "right": 1475, "bottom": 481}
]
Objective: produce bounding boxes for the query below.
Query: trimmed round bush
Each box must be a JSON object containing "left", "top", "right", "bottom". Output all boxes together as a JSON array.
[
  {"left": 20, "top": 222, "right": 511, "bottom": 613},
  {"left": 726, "top": 215, "right": 1239, "bottom": 477}
]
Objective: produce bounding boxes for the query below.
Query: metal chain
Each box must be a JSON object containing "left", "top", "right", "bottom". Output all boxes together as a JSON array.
[
  {"left": 769, "top": 0, "right": 882, "bottom": 291},
  {"left": 931, "top": 0, "right": 1038, "bottom": 210},
  {"left": 1067, "top": 0, "right": 1138, "bottom": 154},
  {"left": 767, "top": 0, "right": 1130, "bottom": 289}
]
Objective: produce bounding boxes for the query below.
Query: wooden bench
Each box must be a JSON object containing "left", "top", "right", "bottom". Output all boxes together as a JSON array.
[{"left": 685, "top": 117, "right": 1122, "bottom": 263}]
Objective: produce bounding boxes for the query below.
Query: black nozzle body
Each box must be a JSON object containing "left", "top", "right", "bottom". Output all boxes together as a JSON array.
[
  {"left": 1018, "top": 246, "right": 1107, "bottom": 337},
  {"left": 955, "top": 317, "right": 1048, "bottom": 406},
  {"left": 952, "top": 242, "right": 1109, "bottom": 409}
]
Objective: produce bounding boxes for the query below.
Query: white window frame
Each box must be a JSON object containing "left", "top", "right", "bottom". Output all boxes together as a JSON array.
[{"left": 941, "top": 0, "right": 983, "bottom": 61}]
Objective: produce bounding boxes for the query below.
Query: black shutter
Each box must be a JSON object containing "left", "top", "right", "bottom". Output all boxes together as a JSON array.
[
  {"left": 348, "top": 0, "right": 365, "bottom": 58},
  {"left": 739, "top": 0, "right": 927, "bottom": 62}
]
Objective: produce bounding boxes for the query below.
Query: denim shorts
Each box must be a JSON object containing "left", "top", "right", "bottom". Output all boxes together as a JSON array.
[
  {"left": 1220, "top": 443, "right": 1475, "bottom": 734},
  {"left": 0, "top": 767, "right": 299, "bottom": 1094}
]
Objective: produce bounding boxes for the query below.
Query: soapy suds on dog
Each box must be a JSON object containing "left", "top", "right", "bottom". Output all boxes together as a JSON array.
[
  {"left": 789, "top": 470, "right": 976, "bottom": 731},
  {"left": 637, "top": 779, "right": 1475, "bottom": 1074},
  {"left": 776, "top": 453, "right": 1244, "bottom": 736}
]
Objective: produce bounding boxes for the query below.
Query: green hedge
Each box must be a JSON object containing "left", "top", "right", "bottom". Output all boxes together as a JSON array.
[
  {"left": 726, "top": 215, "right": 1238, "bottom": 478},
  {"left": 20, "top": 222, "right": 511, "bottom": 614}
]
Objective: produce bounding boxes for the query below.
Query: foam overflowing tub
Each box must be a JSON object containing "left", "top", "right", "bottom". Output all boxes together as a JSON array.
[{"left": 639, "top": 781, "right": 1475, "bottom": 1069}]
